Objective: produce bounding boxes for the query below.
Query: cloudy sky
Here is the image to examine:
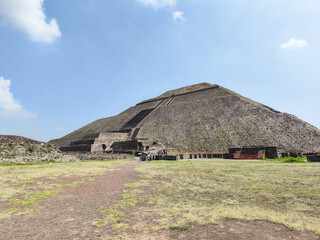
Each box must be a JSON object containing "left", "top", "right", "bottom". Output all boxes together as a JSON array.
[{"left": 0, "top": 0, "right": 319, "bottom": 142}]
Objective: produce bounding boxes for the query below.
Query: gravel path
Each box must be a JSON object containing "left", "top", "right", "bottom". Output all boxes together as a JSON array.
[{"left": 0, "top": 161, "right": 140, "bottom": 240}]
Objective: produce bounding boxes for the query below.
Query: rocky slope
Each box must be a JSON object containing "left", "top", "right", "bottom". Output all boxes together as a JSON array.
[{"left": 0, "top": 135, "right": 78, "bottom": 163}]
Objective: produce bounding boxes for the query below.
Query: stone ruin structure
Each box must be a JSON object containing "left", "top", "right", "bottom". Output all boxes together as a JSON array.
[
  {"left": 228, "top": 146, "right": 281, "bottom": 159},
  {"left": 52, "top": 83, "right": 320, "bottom": 155},
  {"left": 307, "top": 154, "right": 320, "bottom": 162},
  {"left": 60, "top": 130, "right": 165, "bottom": 155}
]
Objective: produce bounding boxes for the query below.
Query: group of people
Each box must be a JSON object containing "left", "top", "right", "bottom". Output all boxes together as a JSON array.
[{"left": 139, "top": 152, "right": 153, "bottom": 162}]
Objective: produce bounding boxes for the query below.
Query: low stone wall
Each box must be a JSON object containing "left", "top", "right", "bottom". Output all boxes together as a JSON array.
[
  {"left": 68, "top": 152, "right": 134, "bottom": 161},
  {"left": 60, "top": 145, "right": 92, "bottom": 152},
  {"left": 153, "top": 155, "right": 177, "bottom": 161},
  {"left": 307, "top": 155, "right": 320, "bottom": 162}
]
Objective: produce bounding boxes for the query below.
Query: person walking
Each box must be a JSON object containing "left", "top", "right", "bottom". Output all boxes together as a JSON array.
[{"left": 147, "top": 152, "right": 151, "bottom": 162}]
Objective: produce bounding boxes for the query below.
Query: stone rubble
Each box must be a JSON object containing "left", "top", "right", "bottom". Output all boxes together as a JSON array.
[{"left": 0, "top": 135, "right": 131, "bottom": 163}]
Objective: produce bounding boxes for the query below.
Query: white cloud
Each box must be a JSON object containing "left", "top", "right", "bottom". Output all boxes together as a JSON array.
[
  {"left": 281, "top": 38, "right": 308, "bottom": 50},
  {"left": 137, "top": 0, "right": 176, "bottom": 8},
  {"left": 0, "top": 0, "right": 61, "bottom": 44},
  {"left": 0, "top": 76, "right": 35, "bottom": 118},
  {"left": 173, "top": 11, "right": 186, "bottom": 22}
]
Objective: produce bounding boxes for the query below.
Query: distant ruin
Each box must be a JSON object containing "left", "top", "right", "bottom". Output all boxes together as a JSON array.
[{"left": 51, "top": 83, "right": 320, "bottom": 156}]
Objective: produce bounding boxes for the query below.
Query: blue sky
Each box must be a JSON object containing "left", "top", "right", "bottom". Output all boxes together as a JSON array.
[{"left": 0, "top": 0, "right": 319, "bottom": 142}]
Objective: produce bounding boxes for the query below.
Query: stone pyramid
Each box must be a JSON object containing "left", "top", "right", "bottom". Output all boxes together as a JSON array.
[{"left": 50, "top": 83, "right": 320, "bottom": 153}]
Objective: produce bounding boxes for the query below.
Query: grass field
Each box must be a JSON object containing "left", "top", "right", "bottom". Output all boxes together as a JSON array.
[
  {"left": 0, "top": 160, "right": 131, "bottom": 219},
  {"left": 1, "top": 159, "right": 320, "bottom": 237},
  {"left": 97, "top": 160, "right": 320, "bottom": 236}
]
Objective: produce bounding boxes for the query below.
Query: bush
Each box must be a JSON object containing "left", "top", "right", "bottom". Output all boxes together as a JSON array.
[
  {"left": 169, "top": 226, "right": 191, "bottom": 231},
  {"left": 282, "top": 157, "right": 305, "bottom": 163},
  {"left": 265, "top": 156, "right": 306, "bottom": 163},
  {"left": 27, "top": 146, "right": 35, "bottom": 153}
]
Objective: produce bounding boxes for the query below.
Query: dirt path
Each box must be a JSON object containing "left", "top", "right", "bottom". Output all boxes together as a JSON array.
[
  {"left": 0, "top": 161, "right": 140, "bottom": 240},
  {"left": 116, "top": 219, "right": 319, "bottom": 240}
]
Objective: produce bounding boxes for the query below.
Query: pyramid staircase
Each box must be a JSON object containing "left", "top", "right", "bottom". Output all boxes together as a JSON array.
[{"left": 60, "top": 100, "right": 164, "bottom": 153}]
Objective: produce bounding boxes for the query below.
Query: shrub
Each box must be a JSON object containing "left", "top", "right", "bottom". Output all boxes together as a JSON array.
[
  {"left": 27, "top": 146, "right": 35, "bottom": 153},
  {"left": 169, "top": 226, "right": 191, "bottom": 231},
  {"left": 282, "top": 157, "right": 305, "bottom": 163},
  {"left": 265, "top": 156, "right": 306, "bottom": 163}
]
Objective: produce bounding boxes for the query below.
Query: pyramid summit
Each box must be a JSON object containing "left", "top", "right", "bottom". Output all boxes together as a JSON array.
[{"left": 50, "top": 83, "right": 320, "bottom": 154}]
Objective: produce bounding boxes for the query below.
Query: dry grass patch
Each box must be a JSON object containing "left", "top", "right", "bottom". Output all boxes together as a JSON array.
[
  {"left": 107, "top": 160, "right": 320, "bottom": 236},
  {"left": 0, "top": 159, "right": 133, "bottom": 218}
]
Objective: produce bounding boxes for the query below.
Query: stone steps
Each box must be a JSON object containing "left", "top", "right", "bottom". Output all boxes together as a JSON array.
[
  {"left": 70, "top": 139, "right": 95, "bottom": 145},
  {"left": 82, "top": 133, "right": 100, "bottom": 139},
  {"left": 110, "top": 140, "right": 139, "bottom": 152},
  {"left": 130, "top": 128, "right": 140, "bottom": 140},
  {"left": 60, "top": 144, "right": 92, "bottom": 152},
  {"left": 121, "top": 109, "right": 154, "bottom": 130}
]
